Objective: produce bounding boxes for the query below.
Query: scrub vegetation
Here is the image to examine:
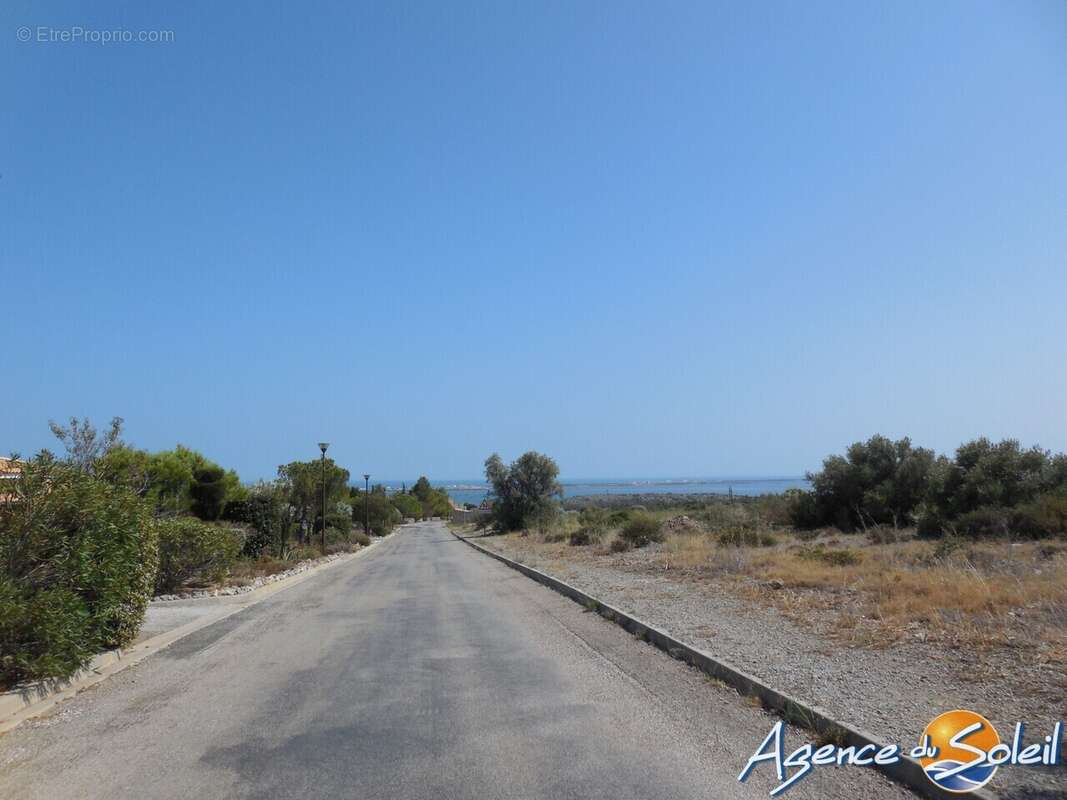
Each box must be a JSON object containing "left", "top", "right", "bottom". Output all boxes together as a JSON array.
[
  {"left": 471, "top": 436, "right": 1067, "bottom": 659},
  {"left": 0, "top": 416, "right": 448, "bottom": 688}
]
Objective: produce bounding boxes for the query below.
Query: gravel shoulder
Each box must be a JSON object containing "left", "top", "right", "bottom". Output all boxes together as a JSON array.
[{"left": 474, "top": 532, "right": 1067, "bottom": 800}]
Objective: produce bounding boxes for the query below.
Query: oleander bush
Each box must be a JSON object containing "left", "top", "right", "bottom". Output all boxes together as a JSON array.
[
  {"left": 155, "top": 517, "right": 242, "bottom": 593},
  {"left": 0, "top": 457, "right": 158, "bottom": 687}
]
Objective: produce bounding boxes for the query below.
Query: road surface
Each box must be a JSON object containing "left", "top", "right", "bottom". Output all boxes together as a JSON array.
[{"left": 0, "top": 521, "right": 906, "bottom": 799}]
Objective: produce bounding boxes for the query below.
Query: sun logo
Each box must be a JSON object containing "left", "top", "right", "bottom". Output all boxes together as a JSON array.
[{"left": 919, "top": 710, "right": 1001, "bottom": 793}]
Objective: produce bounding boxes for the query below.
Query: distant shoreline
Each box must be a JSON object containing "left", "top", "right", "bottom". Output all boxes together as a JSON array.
[
  {"left": 437, "top": 477, "right": 809, "bottom": 507},
  {"left": 559, "top": 491, "right": 773, "bottom": 510}
]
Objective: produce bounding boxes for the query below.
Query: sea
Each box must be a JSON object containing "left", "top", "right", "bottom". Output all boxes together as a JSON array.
[{"left": 374, "top": 477, "right": 810, "bottom": 507}]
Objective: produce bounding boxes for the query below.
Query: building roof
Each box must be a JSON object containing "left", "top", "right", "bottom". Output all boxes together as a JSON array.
[{"left": 0, "top": 457, "right": 23, "bottom": 479}]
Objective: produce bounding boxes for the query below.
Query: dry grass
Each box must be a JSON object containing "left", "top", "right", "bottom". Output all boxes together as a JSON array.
[
  {"left": 659, "top": 531, "right": 1067, "bottom": 654},
  {"left": 227, "top": 555, "right": 294, "bottom": 585},
  {"left": 494, "top": 521, "right": 1067, "bottom": 660}
]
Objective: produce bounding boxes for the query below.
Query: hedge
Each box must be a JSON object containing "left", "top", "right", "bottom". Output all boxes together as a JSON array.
[
  {"left": 155, "top": 517, "right": 242, "bottom": 593},
  {"left": 0, "top": 458, "right": 157, "bottom": 687}
]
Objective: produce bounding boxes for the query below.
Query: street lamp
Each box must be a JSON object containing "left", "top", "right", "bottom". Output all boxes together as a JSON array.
[
  {"left": 318, "top": 442, "right": 329, "bottom": 553},
  {"left": 363, "top": 473, "right": 370, "bottom": 537}
]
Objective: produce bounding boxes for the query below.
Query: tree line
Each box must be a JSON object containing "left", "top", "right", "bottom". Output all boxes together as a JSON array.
[{"left": 789, "top": 434, "right": 1067, "bottom": 539}]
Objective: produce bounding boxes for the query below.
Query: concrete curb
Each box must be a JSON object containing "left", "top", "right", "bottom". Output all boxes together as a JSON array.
[
  {"left": 0, "top": 534, "right": 391, "bottom": 734},
  {"left": 452, "top": 530, "right": 996, "bottom": 800}
]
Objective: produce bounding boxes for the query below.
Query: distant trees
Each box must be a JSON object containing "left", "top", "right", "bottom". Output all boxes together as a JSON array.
[
  {"left": 94, "top": 440, "right": 244, "bottom": 520},
  {"left": 484, "top": 451, "right": 561, "bottom": 531},
  {"left": 276, "top": 459, "right": 350, "bottom": 543},
  {"left": 390, "top": 492, "right": 422, "bottom": 520},
  {"left": 398, "top": 475, "right": 450, "bottom": 518},
  {"left": 927, "top": 438, "right": 1065, "bottom": 519},
  {"left": 350, "top": 488, "right": 402, "bottom": 536},
  {"left": 798, "top": 436, "right": 935, "bottom": 530},
  {"left": 411, "top": 477, "right": 433, "bottom": 501},
  {"left": 225, "top": 482, "right": 292, "bottom": 557},
  {"left": 791, "top": 434, "right": 1067, "bottom": 539}
]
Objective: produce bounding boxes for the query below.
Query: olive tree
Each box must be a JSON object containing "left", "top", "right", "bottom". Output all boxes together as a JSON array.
[{"left": 484, "top": 451, "right": 562, "bottom": 531}]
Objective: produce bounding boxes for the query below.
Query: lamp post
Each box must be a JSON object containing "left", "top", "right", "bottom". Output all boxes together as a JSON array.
[
  {"left": 363, "top": 473, "right": 370, "bottom": 537},
  {"left": 318, "top": 442, "right": 329, "bottom": 553}
]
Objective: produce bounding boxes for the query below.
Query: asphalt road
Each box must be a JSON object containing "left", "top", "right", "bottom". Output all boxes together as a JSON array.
[{"left": 0, "top": 522, "right": 908, "bottom": 800}]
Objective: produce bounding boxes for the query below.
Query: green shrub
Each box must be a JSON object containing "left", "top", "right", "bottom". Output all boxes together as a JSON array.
[
  {"left": 352, "top": 531, "right": 371, "bottom": 547},
  {"left": 609, "top": 536, "right": 632, "bottom": 553},
  {"left": 389, "top": 492, "right": 422, "bottom": 520},
  {"left": 352, "top": 493, "right": 400, "bottom": 536},
  {"left": 570, "top": 510, "right": 606, "bottom": 544},
  {"left": 718, "top": 526, "right": 777, "bottom": 548},
  {"left": 952, "top": 506, "right": 1011, "bottom": 539},
  {"left": 326, "top": 511, "right": 352, "bottom": 538},
  {"left": 618, "top": 514, "right": 664, "bottom": 548},
  {"left": 786, "top": 489, "right": 821, "bottom": 529},
  {"left": 931, "top": 535, "right": 964, "bottom": 561},
  {"left": 0, "top": 581, "right": 90, "bottom": 686},
  {"left": 569, "top": 527, "right": 602, "bottom": 546},
  {"left": 796, "top": 545, "right": 862, "bottom": 566},
  {"left": 0, "top": 458, "right": 157, "bottom": 687},
  {"left": 578, "top": 507, "right": 609, "bottom": 531},
  {"left": 916, "top": 511, "right": 947, "bottom": 539},
  {"left": 239, "top": 496, "right": 278, "bottom": 557},
  {"left": 1010, "top": 493, "right": 1067, "bottom": 539},
  {"left": 155, "top": 518, "right": 241, "bottom": 593},
  {"left": 608, "top": 509, "right": 631, "bottom": 526},
  {"left": 190, "top": 464, "right": 227, "bottom": 520}
]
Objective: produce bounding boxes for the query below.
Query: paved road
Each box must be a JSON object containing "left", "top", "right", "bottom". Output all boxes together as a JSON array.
[{"left": 0, "top": 522, "right": 907, "bottom": 800}]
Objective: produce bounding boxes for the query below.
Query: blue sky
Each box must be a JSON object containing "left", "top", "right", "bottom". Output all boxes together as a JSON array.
[{"left": 2, "top": 1, "right": 1066, "bottom": 481}]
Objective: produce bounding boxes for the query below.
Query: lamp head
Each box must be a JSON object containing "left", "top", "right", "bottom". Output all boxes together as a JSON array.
[{"left": 318, "top": 442, "right": 329, "bottom": 454}]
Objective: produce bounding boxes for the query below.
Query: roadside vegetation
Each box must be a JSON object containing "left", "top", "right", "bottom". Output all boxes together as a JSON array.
[
  {"left": 482, "top": 451, "right": 562, "bottom": 532},
  {"left": 0, "top": 416, "right": 445, "bottom": 689},
  {"left": 467, "top": 437, "right": 1067, "bottom": 662}
]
